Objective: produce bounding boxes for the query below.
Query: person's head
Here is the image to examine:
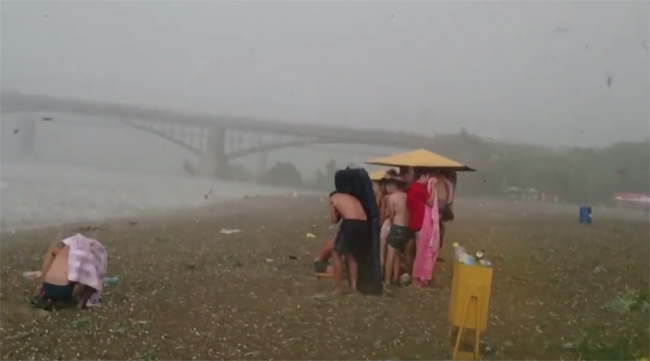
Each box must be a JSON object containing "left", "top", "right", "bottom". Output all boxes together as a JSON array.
[
  {"left": 380, "top": 177, "right": 393, "bottom": 191},
  {"left": 378, "top": 179, "right": 386, "bottom": 194},
  {"left": 384, "top": 178, "right": 405, "bottom": 193},
  {"left": 413, "top": 168, "right": 432, "bottom": 183},
  {"left": 441, "top": 169, "right": 457, "bottom": 182},
  {"left": 398, "top": 166, "right": 414, "bottom": 182},
  {"left": 386, "top": 168, "right": 409, "bottom": 184},
  {"left": 385, "top": 169, "right": 399, "bottom": 179},
  {"left": 334, "top": 169, "right": 352, "bottom": 194}
]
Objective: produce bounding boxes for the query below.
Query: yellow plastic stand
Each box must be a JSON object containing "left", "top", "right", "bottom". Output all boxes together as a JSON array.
[{"left": 448, "top": 261, "right": 493, "bottom": 360}]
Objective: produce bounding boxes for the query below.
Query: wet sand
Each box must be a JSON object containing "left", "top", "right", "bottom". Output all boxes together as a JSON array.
[{"left": 1, "top": 196, "right": 648, "bottom": 360}]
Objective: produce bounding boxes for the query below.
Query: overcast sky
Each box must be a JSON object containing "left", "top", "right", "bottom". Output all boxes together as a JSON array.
[{"left": 2, "top": 1, "right": 648, "bottom": 147}]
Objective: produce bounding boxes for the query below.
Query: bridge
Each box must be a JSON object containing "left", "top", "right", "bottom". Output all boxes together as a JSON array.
[{"left": 1, "top": 91, "right": 439, "bottom": 177}]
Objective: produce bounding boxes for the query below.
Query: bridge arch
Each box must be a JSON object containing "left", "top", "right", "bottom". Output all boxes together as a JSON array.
[
  {"left": 119, "top": 119, "right": 202, "bottom": 155},
  {"left": 2, "top": 100, "right": 435, "bottom": 163},
  {"left": 2, "top": 111, "right": 203, "bottom": 156}
]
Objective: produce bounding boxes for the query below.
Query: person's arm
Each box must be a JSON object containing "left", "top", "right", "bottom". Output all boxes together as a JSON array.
[
  {"left": 40, "top": 240, "right": 65, "bottom": 278},
  {"left": 423, "top": 180, "right": 437, "bottom": 207},
  {"left": 329, "top": 198, "right": 341, "bottom": 224},
  {"left": 378, "top": 196, "right": 387, "bottom": 222},
  {"left": 444, "top": 177, "right": 455, "bottom": 205},
  {"left": 384, "top": 195, "right": 392, "bottom": 221}
]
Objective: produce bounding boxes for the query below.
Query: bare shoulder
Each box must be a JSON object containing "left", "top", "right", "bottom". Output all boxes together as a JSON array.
[
  {"left": 51, "top": 239, "right": 66, "bottom": 248},
  {"left": 47, "top": 240, "right": 66, "bottom": 254}
]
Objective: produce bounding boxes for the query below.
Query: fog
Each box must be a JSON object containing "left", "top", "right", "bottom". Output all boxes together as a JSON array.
[
  {"left": 2, "top": 1, "right": 648, "bottom": 146},
  {"left": 1, "top": 2, "right": 648, "bottom": 228}
]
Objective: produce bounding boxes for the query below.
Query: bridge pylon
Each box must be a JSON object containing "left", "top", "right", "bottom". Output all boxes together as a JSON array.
[{"left": 198, "top": 125, "right": 228, "bottom": 178}]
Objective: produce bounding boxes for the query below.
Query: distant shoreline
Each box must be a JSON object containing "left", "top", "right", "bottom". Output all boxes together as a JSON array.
[
  {"left": 0, "top": 161, "right": 321, "bottom": 233},
  {"left": 0, "top": 194, "right": 323, "bottom": 236}
]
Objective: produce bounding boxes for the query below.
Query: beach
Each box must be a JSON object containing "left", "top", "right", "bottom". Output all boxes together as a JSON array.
[{"left": 1, "top": 179, "right": 649, "bottom": 360}]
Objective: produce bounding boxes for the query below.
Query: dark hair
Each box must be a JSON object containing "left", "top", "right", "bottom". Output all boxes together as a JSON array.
[
  {"left": 413, "top": 168, "right": 430, "bottom": 179},
  {"left": 384, "top": 177, "right": 406, "bottom": 188},
  {"left": 334, "top": 169, "right": 353, "bottom": 195}
]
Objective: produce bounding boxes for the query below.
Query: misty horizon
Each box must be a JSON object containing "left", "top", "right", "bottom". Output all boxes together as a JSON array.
[{"left": 2, "top": 1, "right": 648, "bottom": 148}]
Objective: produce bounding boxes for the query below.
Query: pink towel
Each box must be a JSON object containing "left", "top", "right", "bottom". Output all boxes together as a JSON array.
[
  {"left": 412, "top": 178, "right": 441, "bottom": 285},
  {"left": 62, "top": 234, "right": 108, "bottom": 308}
]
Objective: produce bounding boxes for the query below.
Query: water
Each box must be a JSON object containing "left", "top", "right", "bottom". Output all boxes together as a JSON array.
[{"left": 0, "top": 161, "right": 302, "bottom": 231}]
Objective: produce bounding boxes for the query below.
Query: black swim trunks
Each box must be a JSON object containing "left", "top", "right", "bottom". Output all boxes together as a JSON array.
[
  {"left": 41, "top": 282, "right": 75, "bottom": 302},
  {"left": 439, "top": 202, "right": 454, "bottom": 221},
  {"left": 438, "top": 202, "right": 452, "bottom": 248},
  {"left": 387, "top": 225, "right": 412, "bottom": 252},
  {"left": 334, "top": 219, "right": 370, "bottom": 255}
]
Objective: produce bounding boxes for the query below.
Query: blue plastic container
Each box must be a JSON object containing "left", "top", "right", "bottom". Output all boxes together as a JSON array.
[{"left": 579, "top": 206, "right": 592, "bottom": 224}]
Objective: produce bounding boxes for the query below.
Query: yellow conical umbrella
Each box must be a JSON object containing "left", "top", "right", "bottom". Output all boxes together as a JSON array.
[
  {"left": 365, "top": 149, "right": 475, "bottom": 171},
  {"left": 368, "top": 170, "right": 388, "bottom": 181}
]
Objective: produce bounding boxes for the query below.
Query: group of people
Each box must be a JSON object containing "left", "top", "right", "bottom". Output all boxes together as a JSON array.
[
  {"left": 314, "top": 166, "right": 456, "bottom": 294},
  {"left": 29, "top": 167, "right": 455, "bottom": 305},
  {"left": 377, "top": 167, "right": 455, "bottom": 287}
]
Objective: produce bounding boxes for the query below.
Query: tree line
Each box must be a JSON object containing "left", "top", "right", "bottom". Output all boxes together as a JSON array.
[
  {"left": 451, "top": 131, "right": 649, "bottom": 203},
  {"left": 255, "top": 129, "right": 649, "bottom": 204}
]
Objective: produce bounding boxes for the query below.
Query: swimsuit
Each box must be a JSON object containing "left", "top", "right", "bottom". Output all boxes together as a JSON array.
[
  {"left": 387, "top": 225, "right": 412, "bottom": 252},
  {"left": 41, "top": 282, "right": 75, "bottom": 302},
  {"left": 438, "top": 201, "right": 453, "bottom": 248},
  {"left": 334, "top": 219, "right": 370, "bottom": 255}
]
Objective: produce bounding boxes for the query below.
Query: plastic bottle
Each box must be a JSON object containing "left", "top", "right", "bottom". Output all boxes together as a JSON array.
[
  {"left": 452, "top": 243, "right": 476, "bottom": 265},
  {"left": 452, "top": 242, "right": 466, "bottom": 260},
  {"left": 103, "top": 276, "right": 119, "bottom": 285}
]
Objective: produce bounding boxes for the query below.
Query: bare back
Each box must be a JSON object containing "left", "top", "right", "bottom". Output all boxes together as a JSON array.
[
  {"left": 387, "top": 191, "right": 408, "bottom": 227},
  {"left": 331, "top": 193, "right": 367, "bottom": 221},
  {"left": 434, "top": 176, "right": 451, "bottom": 203},
  {"left": 44, "top": 246, "right": 70, "bottom": 285}
]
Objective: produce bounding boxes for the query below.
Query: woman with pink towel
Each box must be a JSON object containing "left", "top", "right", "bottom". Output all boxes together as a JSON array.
[{"left": 412, "top": 173, "right": 443, "bottom": 288}]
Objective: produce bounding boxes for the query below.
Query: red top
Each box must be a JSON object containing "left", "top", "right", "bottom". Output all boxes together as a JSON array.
[{"left": 407, "top": 181, "right": 430, "bottom": 231}]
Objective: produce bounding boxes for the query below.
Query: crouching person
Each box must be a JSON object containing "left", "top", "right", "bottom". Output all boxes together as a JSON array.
[{"left": 34, "top": 234, "right": 108, "bottom": 309}]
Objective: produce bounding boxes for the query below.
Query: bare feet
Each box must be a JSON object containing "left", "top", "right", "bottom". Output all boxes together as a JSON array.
[{"left": 332, "top": 288, "right": 344, "bottom": 296}]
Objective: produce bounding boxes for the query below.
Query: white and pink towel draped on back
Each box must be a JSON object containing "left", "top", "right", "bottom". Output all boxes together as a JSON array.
[
  {"left": 61, "top": 234, "right": 108, "bottom": 308},
  {"left": 412, "top": 177, "right": 442, "bottom": 286}
]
